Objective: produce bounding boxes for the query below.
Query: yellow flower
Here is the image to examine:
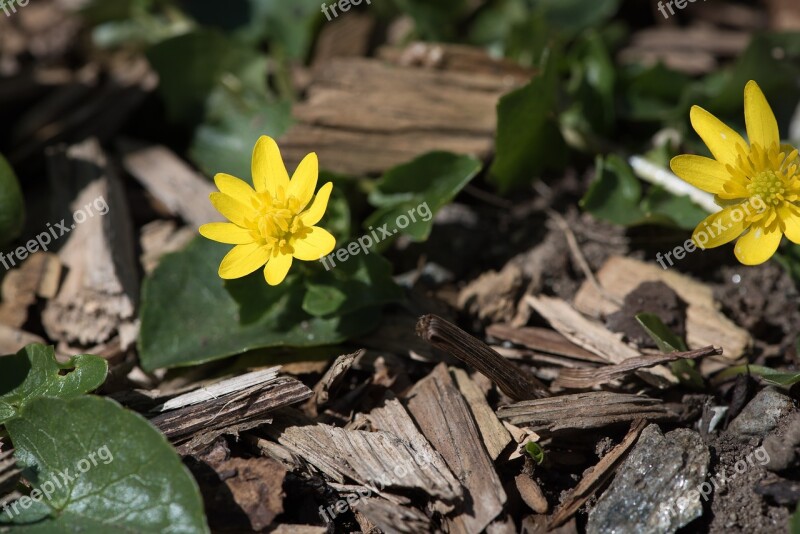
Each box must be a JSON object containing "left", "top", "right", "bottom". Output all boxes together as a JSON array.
[
  {"left": 670, "top": 80, "right": 800, "bottom": 265},
  {"left": 199, "top": 136, "right": 336, "bottom": 285}
]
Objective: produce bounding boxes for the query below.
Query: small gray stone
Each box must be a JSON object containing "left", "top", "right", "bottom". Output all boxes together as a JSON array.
[
  {"left": 727, "top": 387, "right": 796, "bottom": 440},
  {"left": 586, "top": 424, "right": 709, "bottom": 534}
]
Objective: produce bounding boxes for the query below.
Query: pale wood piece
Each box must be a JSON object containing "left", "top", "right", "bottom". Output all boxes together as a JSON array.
[
  {"left": 0, "top": 252, "right": 60, "bottom": 327},
  {"left": 497, "top": 392, "right": 682, "bottom": 433},
  {"left": 406, "top": 364, "right": 506, "bottom": 534},
  {"left": 119, "top": 141, "right": 221, "bottom": 227},
  {"left": 451, "top": 368, "right": 512, "bottom": 460},
  {"left": 515, "top": 474, "right": 548, "bottom": 514},
  {"left": 526, "top": 295, "right": 674, "bottom": 385},
  {"left": 0, "top": 325, "right": 45, "bottom": 356},
  {"left": 354, "top": 497, "right": 431, "bottom": 534},
  {"left": 150, "top": 376, "right": 311, "bottom": 443},
  {"left": 572, "top": 256, "right": 751, "bottom": 359},
  {"left": 42, "top": 139, "right": 138, "bottom": 347},
  {"left": 271, "top": 422, "right": 463, "bottom": 503},
  {"left": 279, "top": 46, "right": 532, "bottom": 176}
]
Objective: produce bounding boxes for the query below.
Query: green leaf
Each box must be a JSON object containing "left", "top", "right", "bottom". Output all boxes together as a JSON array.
[
  {"left": 714, "top": 365, "right": 800, "bottom": 388},
  {"left": 138, "top": 237, "right": 383, "bottom": 371},
  {"left": 581, "top": 155, "right": 704, "bottom": 229},
  {"left": 636, "top": 314, "right": 704, "bottom": 389},
  {"left": 490, "top": 49, "right": 567, "bottom": 192},
  {"left": 365, "top": 152, "right": 481, "bottom": 242},
  {"left": 531, "top": 0, "right": 621, "bottom": 36},
  {"left": 303, "top": 253, "right": 403, "bottom": 317},
  {"left": 525, "top": 441, "right": 545, "bottom": 465},
  {"left": 190, "top": 84, "right": 292, "bottom": 180},
  {"left": 635, "top": 313, "right": 687, "bottom": 353},
  {"left": 0, "top": 344, "right": 107, "bottom": 424},
  {"left": 146, "top": 30, "right": 256, "bottom": 124},
  {"left": 0, "top": 154, "right": 25, "bottom": 247},
  {"left": 2, "top": 396, "right": 208, "bottom": 532},
  {"left": 581, "top": 155, "right": 647, "bottom": 225}
]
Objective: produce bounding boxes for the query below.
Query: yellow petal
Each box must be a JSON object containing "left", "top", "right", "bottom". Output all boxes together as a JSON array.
[
  {"left": 734, "top": 224, "right": 782, "bottom": 265},
  {"left": 199, "top": 222, "right": 253, "bottom": 244},
  {"left": 299, "top": 182, "right": 333, "bottom": 226},
  {"left": 292, "top": 227, "right": 336, "bottom": 261},
  {"left": 219, "top": 243, "right": 270, "bottom": 279},
  {"left": 288, "top": 152, "right": 318, "bottom": 210},
  {"left": 780, "top": 204, "right": 800, "bottom": 244},
  {"left": 692, "top": 203, "right": 748, "bottom": 249},
  {"left": 252, "top": 136, "right": 290, "bottom": 196},
  {"left": 214, "top": 173, "right": 257, "bottom": 208},
  {"left": 744, "top": 80, "right": 780, "bottom": 151},
  {"left": 263, "top": 253, "right": 293, "bottom": 286},
  {"left": 209, "top": 193, "right": 253, "bottom": 227},
  {"left": 670, "top": 155, "right": 731, "bottom": 195},
  {"left": 690, "top": 106, "right": 748, "bottom": 168}
]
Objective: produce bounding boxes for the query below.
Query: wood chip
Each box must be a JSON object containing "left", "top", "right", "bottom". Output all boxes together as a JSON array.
[
  {"left": 451, "top": 368, "right": 512, "bottom": 460},
  {"left": 417, "top": 314, "right": 550, "bottom": 400},
  {"left": 156, "top": 367, "right": 281, "bottom": 412},
  {"left": 486, "top": 324, "right": 606, "bottom": 363},
  {"left": 406, "top": 364, "right": 506, "bottom": 533},
  {"left": 526, "top": 295, "right": 674, "bottom": 386},
  {"left": 270, "top": 422, "right": 463, "bottom": 502},
  {"left": 365, "top": 394, "right": 462, "bottom": 512},
  {"left": 497, "top": 392, "right": 682, "bottom": 433},
  {"left": 279, "top": 50, "right": 531, "bottom": 176},
  {"left": 548, "top": 420, "right": 647, "bottom": 528},
  {"left": 150, "top": 376, "right": 312, "bottom": 443},
  {"left": 0, "top": 325, "right": 45, "bottom": 356},
  {"left": 313, "top": 350, "right": 361, "bottom": 406},
  {"left": 573, "top": 256, "right": 751, "bottom": 359},
  {"left": 42, "top": 139, "right": 138, "bottom": 347},
  {"left": 119, "top": 141, "right": 221, "bottom": 227},
  {"left": 354, "top": 497, "right": 431, "bottom": 534},
  {"left": 0, "top": 252, "right": 60, "bottom": 328},
  {"left": 554, "top": 346, "right": 722, "bottom": 389}
]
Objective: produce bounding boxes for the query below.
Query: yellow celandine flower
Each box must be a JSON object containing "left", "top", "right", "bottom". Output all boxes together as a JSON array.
[
  {"left": 199, "top": 136, "right": 336, "bottom": 285},
  {"left": 670, "top": 80, "right": 800, "bottom": 265}
]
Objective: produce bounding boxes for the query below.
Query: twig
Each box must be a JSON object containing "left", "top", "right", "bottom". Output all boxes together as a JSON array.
[
  {"left": 555, "top": 345, "right": 723, "bottom": 389},
  {"left": 416, "top": 314, "right": 551, "bottom": 400}
]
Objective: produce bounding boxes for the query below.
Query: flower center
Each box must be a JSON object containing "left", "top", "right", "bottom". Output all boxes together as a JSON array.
[
  {"left": 248, "top": 189, "right": 310, "bottom": 255},
  {"left": 747, "top": 170, "right": 786, "bottom": 206}
]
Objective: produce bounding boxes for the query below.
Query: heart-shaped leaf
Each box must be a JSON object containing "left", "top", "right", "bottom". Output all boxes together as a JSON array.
[
  {"left": 2, "top": 396, "right": 208, "bottom": 533},
  {"left": 138, "top": 237, "right": 384, "bottom": 371},
  {"left": 0, "top": 344, "right": 107, "bottom": 424}
]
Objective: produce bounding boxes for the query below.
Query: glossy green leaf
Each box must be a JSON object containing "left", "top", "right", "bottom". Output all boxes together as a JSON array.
[
  {"left": 2, "top": 396, "right": 208, "bottom": 533},
  {"left": 0, "top": 344, "right": 107, "bottom": 424},
  {"left": 138, "top": 237, "right": 383, "bottom": 371},
  {"left": 0, "top": 154, "right": 25, "bottom": 247},
  {"left": 490, "top": 49, "right": 567, "bottom": 192},
  {"left": 365, "top": 152, "right": 481, "bottom": 241}
]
